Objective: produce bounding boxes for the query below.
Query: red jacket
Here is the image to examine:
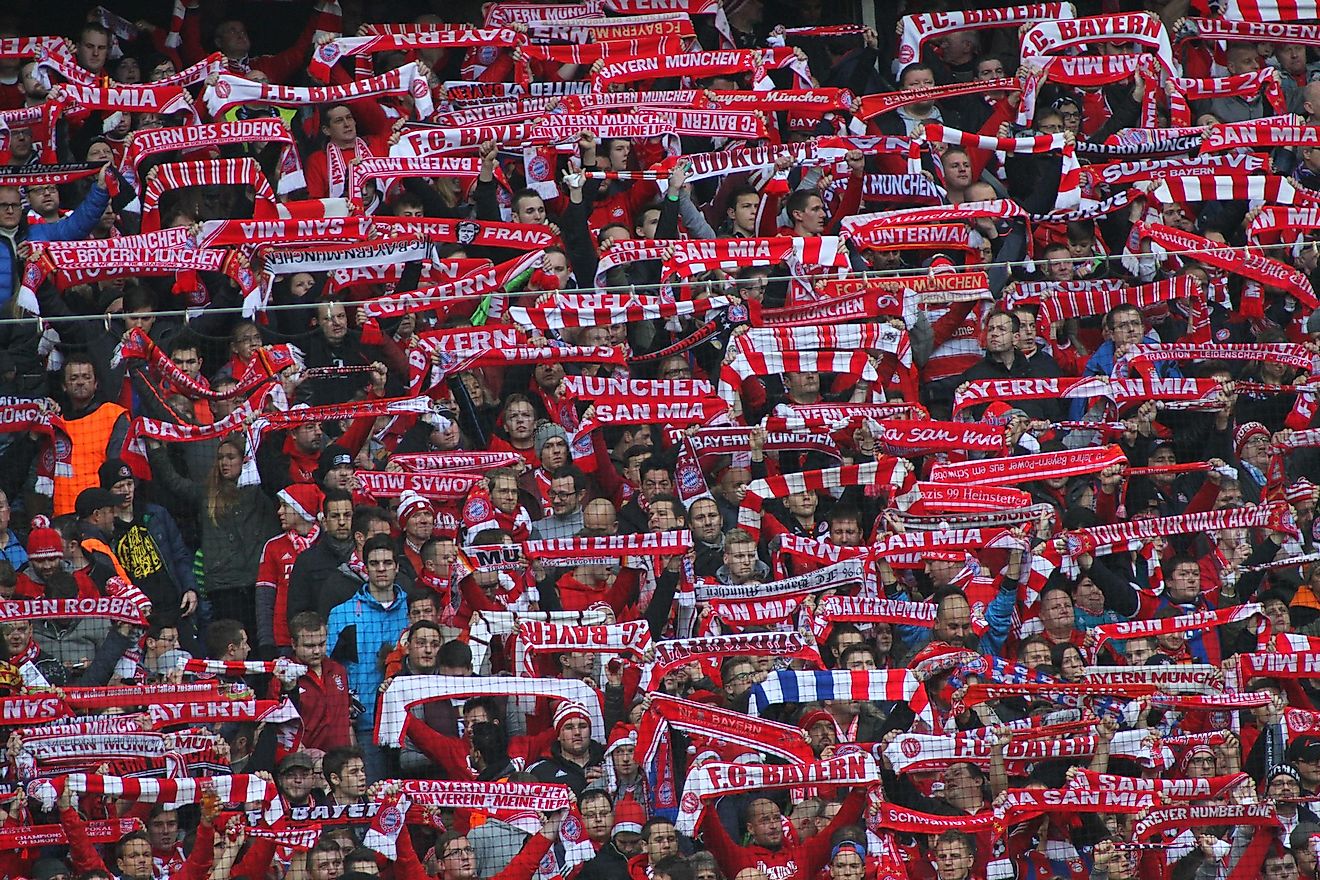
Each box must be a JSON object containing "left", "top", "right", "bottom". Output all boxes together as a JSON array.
[
  {"left": 699, "top": 788, "right": 867, "bottom": 880},
  {"left": 62, "top": 806, "right": 215, "bottom": 880}
]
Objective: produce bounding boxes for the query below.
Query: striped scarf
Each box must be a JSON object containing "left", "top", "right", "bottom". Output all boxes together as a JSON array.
[
  {"left": 749, "top": 669, "right": 928, "bottom": 721},
  {"left": 737, "top": 459, "right": 910, "bottom": 539},
  {"left": 509, "top": 295, "right": 730, "bottom": 330},
  {"left": 29, "top": 774, "right": 277, "bottom": 811},
  {"left": 915, "top": 123, "right": 1079, "bottom": 210},
  {"left": 140, "top": 158, "right": 277, "bottom": 232},
  {"left": 376, "top": 674, "right": 602, "bottom": 747}
]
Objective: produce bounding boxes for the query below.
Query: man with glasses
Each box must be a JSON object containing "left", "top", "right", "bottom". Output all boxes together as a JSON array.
[
  {"left": 531, "top": 467, "right": 586, "bottom": 540},
  {"left": 0, "top": 165, "right": 110, "bottom": 311}
]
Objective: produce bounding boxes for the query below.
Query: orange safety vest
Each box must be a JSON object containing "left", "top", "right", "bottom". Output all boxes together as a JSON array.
[{"left": 52, "top": 402, "right": 126, "bottom": 516}]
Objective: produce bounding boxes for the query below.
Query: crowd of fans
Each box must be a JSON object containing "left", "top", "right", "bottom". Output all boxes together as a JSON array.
[{"left": 6, "top": 1, "right": 1320, "bottom": 880}]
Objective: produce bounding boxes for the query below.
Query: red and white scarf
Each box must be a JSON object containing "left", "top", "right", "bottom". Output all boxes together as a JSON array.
[
  {"left": 1088, "top": 605, "right": 1264, "bottom": 660},
  {"left": 0, "top": 594, "right": 150, "bottom": 626},
  {"left": 309, "top": 27, "right": 523, "bottom": 80},
  {"left": 1168, "top": 69, "right": 1287, "bottom": 126},
  {"left": 677, "top": 755, "right": 878, "bottom": 836},
  {"left": 204, "top": 62, "right": 434, "bottom": 118},
  {"left": 1030, "top": 276, "right": 1197, "bottom": 334},
  {"left": 1118, "top": 343, "right": 1312, "bottom": 377},
  {"left": 29, "top": 774, "right": 277, "bottom": 812},
  {"left": 19, "top": 230, "right": 252, "bottom": 314},
  {"left": 894, "top": 4, "right": 1070, "bottom": 69},
  {"left": 859, "top": 79, "right": 1018, "bottom": 119},
  {"left": 929, "top": 445, "right": 1126, "bottom": 487},
  {"left": 396, "top": 779, "right": 572, "bottom": 812},
  {"left": 515, "top": 620, "right": 652, "bottom": 676},
  {"left": 810, "top": 596, "right": 937, "bottom": 640},
  {"left": 181, "top": 658, "right": 308, "bottom": 679},
  {"left": 738, "top": 459, "right": 910, "bottom": 539},
  {"left": 371, "top": 215, "right": 558, "bottom": 250},
  {"left": 56, "top": 81, "right": 194, "bottom": 117},
  {"left": 122, "top": 119, "right": 305, "bottom": 196},
  {"left": 886, "top": 728, "right": 1160, "bottom": 774},
  {"left": 645, "top": 633, "right": 821, "bottom": 688},
  {"left": 590, "top": 47, "right": 807, "bottom": 89},
  {"left": 1149, "top": 173, "right": 1315, "bottom": 208},
  {"left": 356, "top": 471, "right": 482, "bottom": 502},
  {"left": 508, "top": 295, "right": 729, "bottom": 331},
  {"left": 915, "top": 124, "right": 1080, "bottom": 209},
  {"left": 1020, "top": 13, "right": 1176, "bottom": 74},
  {"left": 0, "top": 399, "right": 71, "bottom": 496},
  {"left": 347, "top": 156, "right": 483, "bottom": 204},
  {"left": 1178, "top": 17, "right": 1320, "bottom": 49},
  {"left": 1133, "top": 804, "right": 1278, "bottom": 840},
  {"left": 375, "top": 675, "right": 603, "bottom": 746},
  {"left": 1201, "top": 115, "right": 1320, "bottom": 153},
  {"left": 361, "top": 249, "right": 542, "bottom": 323},
  {"left": 661, "top": 236, "right": 848, "bottom": 280},
  {"left": 1064, "top": 502, "right": 1296, "bottom": 557},
  {"left": 140, "top": 158, "right": 278, "bottom": 232},
  {"left": 953, "top": 375, "right": 1226, "bottom": 416}
]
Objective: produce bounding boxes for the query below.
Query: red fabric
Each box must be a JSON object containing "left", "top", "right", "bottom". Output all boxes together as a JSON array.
[
  {"left": 699, "top": 788, "right": 867, "bottom": 880},
  {"left": 14, "top": 569, "right": 101, "bottom": 600},
  {"left": 283, "top": 660, "right": 354, "bottom": 751}
]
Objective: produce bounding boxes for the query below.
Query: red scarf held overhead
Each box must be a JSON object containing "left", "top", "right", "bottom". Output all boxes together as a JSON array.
[
  {"left": 928, "top": 445, "right": 1126, "bottom": 487},
  {"left": 1168, "top": 69, "right": 1287, "bottom": 125},
  {"left": 139, "top": 159, "right": 278, "bottom": 233}
]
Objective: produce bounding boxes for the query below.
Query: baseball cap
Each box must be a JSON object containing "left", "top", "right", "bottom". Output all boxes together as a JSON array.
[{"left": 75, "top": 487, "right": 122, "bottom": 518}]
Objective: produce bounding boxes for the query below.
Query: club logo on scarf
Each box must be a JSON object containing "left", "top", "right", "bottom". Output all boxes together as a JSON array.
[
  {"left": 478, "top": 46, "right": 499, "bottom": 65},
  {"left": 561, "top": 812, "right": 583, "bottom": 842},
  {"left": 410, "top": 77, "right": 429, "bottom": 100},
  {"left": 727, "top": 302, "right": 750, "bottom": 323},
  {"left": 899, "top": 45, "right": 915, "bottom": 64},
  {"left": 456, "top": 221, "right": 480, "bottom": 247},
  {"left": 681, "top": 791, "right": 701, "bottom": 814},
  {"left": 377, "top": 802, "right": 404, "bottom": 835},
  {"left": 318, "top": 43, "right": 339, "bottom": 63},
  {"left": 465, "top": 495, "right": 492, "bottom": 523},
  {"left": 900, "top": 738, "right": 922, "bottom": 760},
  {"left": 214, "top": 79, "right": 231, "bottom": 98},
  {"left": 528, "top": 154, "right": 552, "bottom": 183}
]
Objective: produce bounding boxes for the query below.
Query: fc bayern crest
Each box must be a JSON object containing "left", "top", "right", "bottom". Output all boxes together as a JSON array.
[
  {"left": 214, "top": 79, "right": 231, "bottom": 99},
  {"left": 477, "top": 46, "right": 499, "bottom": 66},
  {"left": 900, "top": 737, "right": 921, "bottom": 759},
  {"left": 680, "top": 791, "right": 701, "bottom": 814},
  {"left": 561, "top": 812, "right": 583, "bottom": 842},
  {"left": 318, "top": 43, "right": 339, "bottom": 63},
  {"left": 410, "top": 76, "right": 429, "bottom": 99},
  {"left": 377, "top": 803, "right": 404, "bottom": 835},
  {"left": 528, "top": 154, "right": 552, "bottom": 183},
  {"left": 465, "top": 495, "right": 492, "bottom": 522}
]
